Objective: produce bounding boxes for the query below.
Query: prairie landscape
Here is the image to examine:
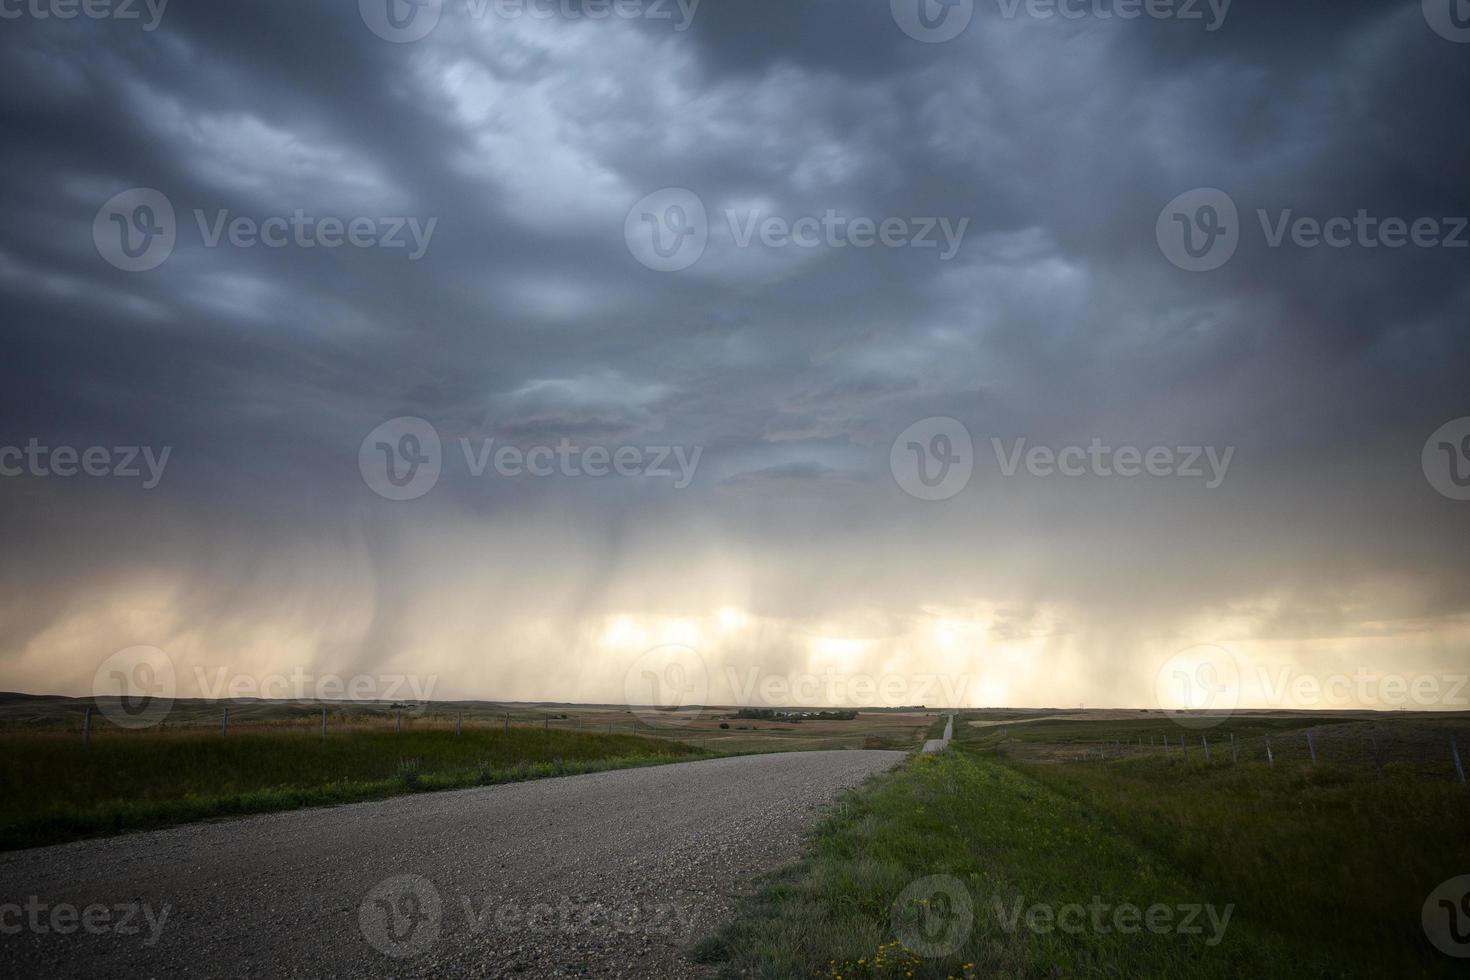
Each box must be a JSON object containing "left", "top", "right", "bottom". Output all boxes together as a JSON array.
[{"left": 4, "top": 1, "right": 1469, "bottom": 978}]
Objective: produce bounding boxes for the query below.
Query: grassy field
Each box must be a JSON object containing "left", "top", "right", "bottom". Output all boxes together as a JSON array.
[
  {"left": 0, "top": 693, "right": 940, "bottom": 753},
  {"left": 0, "top": 693, "right": 939, "bottom": 851},
  {"left": 697, "top": 712, "right": 1470, "bottom": 978},
  {"left": 0, "top": 727, "right": 707, "bottom": 852}
]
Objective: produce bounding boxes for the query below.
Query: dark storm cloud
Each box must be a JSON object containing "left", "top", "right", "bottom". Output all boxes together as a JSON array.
[{"left": 0, "top": 1, "right": 1466, "bottom": 703}]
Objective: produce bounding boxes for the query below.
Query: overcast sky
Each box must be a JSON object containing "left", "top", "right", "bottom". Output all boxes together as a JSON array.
[{"left": 1, "top": 0, "right": 1467, "bottom": 712}]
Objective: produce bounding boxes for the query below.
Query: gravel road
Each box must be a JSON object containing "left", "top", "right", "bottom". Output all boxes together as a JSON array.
[{"left": 0, "top": 750, "right": 905, "bottom": 978}]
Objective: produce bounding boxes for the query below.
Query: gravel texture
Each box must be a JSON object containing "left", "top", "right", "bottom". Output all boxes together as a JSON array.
[{"left": 0, "top": 749, "right": 905, "bottom": 978}]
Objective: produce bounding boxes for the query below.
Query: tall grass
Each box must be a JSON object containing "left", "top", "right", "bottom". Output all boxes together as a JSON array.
[
  {"left": 0, "top": 728, "right": 707, "bottom": 851},
  {"left": 699, "top": 720, "right": 1470, "bottom": 979}
]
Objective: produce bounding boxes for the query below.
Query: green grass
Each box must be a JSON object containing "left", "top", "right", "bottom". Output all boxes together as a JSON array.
[
  {"left": 698, "top": 719, "right": 1470, "bottom": 979},
  {"left": 0, "top": 728, "right": 709, "bottom": 851}
]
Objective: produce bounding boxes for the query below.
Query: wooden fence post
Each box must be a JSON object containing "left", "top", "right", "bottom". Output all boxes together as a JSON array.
[
  {"left": 1453, "top": 736, "right": 1466, "bottom": 786},
  {"left": 396, "top": 710, "right": 401, "bottom": 734},
  {"left": 222, "top": 706, "right": 229, "bottom": 736},
  {"left": 1265, "top": 735, "right": 1274, "bottom": 767},
  {"left": 1202, "top": 735, "right": 1211, "bottom": 762},
  {"left": 321, "top": 706, "right": 327, "bottom": 739},
  {"left": 1370, "top": 734, "right": 1382, "bottom": 776},
  {"left": 83, "top": 706, "right": 92, "bottom": 747},
  {"left": 504, "top": 713, "right": 510, "bottom": 733},
  {"left": 457, "top": 712, "right": 462, "bottom": 736},
  {"left": 1306, "top": 731, "right": 1316, "bottom": 764}
]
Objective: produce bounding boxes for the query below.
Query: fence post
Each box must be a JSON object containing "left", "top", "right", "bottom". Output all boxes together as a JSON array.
[
  {"left": 504, "top": 713, "right": 510, "bottom": 733},
  {"left": 1453, "top": 736, "right": 1466, "bottom": 786},
  {"left": 457, "top": 712, "right": 462, "bottom": 736},
  {"left": 83, "top": 706, "right": 92, "bottom": 747},
  {"left": 1370, "top": 734, "right": 1382, "bottom": 776},
  {"left": 1265, "top": 735, "right": 1274, "bottom": 767},
  {"left": 1202, "top": 735, "right": 1211, "bottom": 762},
  {"left": 1230, "top": 732, "right": 1237, "bottom": 765},
  {"left": 396, "top": 710, "right": 401, "bottom": 735},
  {"left": 222, "top": 706, "right": 229, "bottom": 736},
  {"left": 1306, "top": 731, "right": 1316, "bottom": 764},
  {"left": 608, "top": 719, "right": 613, "bottom": 734},
  {"left": 1181, "top": 737, "right": 1187, "bottom": 760},
  {"left": 544, "top": 716, "right": 549, "bottom": 732},
  {"left": 321, "top": 706, "right": 327, "bottom": 739}
]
